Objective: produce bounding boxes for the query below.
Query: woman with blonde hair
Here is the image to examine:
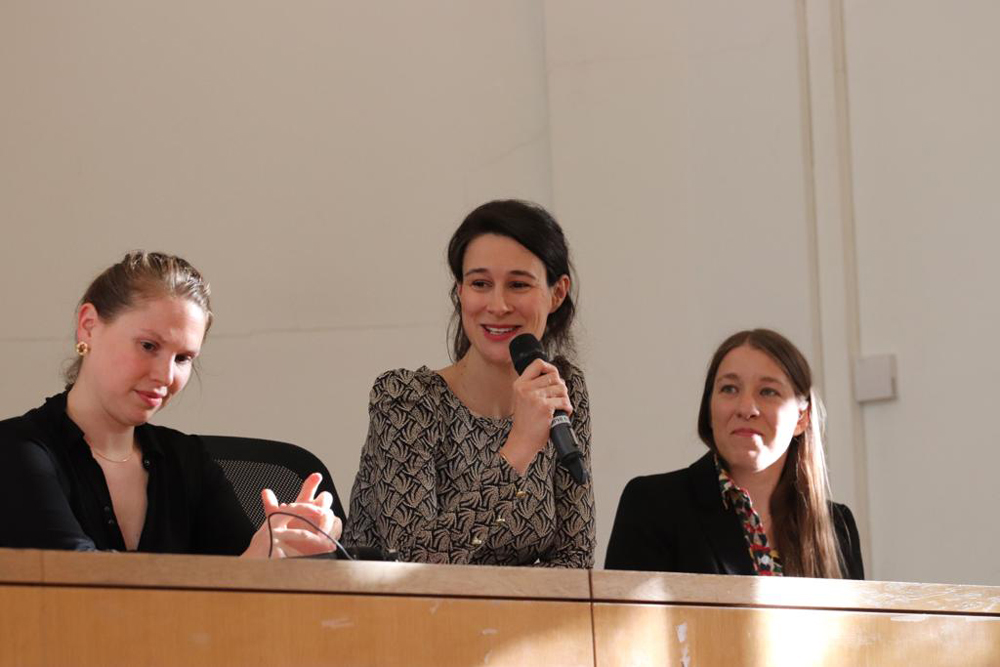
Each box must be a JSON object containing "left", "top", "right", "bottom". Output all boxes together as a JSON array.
[{"left": 0, "top": 251, "right": 340, "bottom": 557}]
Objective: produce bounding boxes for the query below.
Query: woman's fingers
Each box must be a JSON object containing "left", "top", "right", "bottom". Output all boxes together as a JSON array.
[
  {"left": 316, "top": 491, "right": 333, "bottom": 510},
  {"left": 519, "top": 369, "right": 573, "bottom": 416},
  {"left": 261, "top": 488, "right": 293, "bottom": 531},
  {"left": 275, "top": 501, "right": 340, "bottom": 538},
  {"left": 520, "top": 357, "right": 558, "bottom": 381},
  {"left": 295, "top": 472, "right": 323, "bottom": 503},
  {"left": 272, "top": 527, "right": 337, "bottom": 556}
]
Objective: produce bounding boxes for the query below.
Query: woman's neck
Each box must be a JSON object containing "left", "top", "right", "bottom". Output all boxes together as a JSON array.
[
  {"left": 439, "top": 349, "right": 519, "bottom": 418},
  {"left": 66, "top": 380, "right": 136, "bottom": 457},
  {"left": 728, "top": 451, "right": 789, "bottom": 520}
]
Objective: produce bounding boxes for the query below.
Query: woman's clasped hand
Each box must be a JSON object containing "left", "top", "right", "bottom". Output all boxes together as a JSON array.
[{"left": 243, "top": 472, "right": 343, "bottom": 559}]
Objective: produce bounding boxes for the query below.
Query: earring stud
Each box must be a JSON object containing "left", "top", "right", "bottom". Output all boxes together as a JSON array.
[{"left": 75, "top": 341, "right": 89, "bottom": 357}]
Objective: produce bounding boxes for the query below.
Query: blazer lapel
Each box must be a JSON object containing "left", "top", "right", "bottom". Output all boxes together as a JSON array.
[{"left": 688, "top": 453, "right": 755, "bottom": 576}]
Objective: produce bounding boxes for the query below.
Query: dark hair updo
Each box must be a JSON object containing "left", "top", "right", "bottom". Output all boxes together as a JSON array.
[{"left": 446, "top": 199, "right": 578, "bottom": 364}]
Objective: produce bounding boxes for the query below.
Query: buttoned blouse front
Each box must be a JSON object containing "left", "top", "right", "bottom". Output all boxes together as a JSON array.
[
  {"left": 0, "top": 392, "right": 254, "bottom": 554},
  {"left": 344, "top": 365, "right": 595, "bottom": 567}
]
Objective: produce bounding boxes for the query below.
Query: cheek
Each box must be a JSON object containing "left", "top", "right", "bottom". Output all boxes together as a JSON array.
[
  {"left": 173, "top": 366, "right": 194, "bottom": 391},
  {"left": 525, "top": 295, "right": 551, "bottom": 326},
  {"left": 709, "top": 398, "right": 727, "bottom": 427},
  {"left": 772, "top": 405, "right": 802, "bottom": 438},
  {"left": 459, "top": 290, "right": 482, "bottom": 318}
]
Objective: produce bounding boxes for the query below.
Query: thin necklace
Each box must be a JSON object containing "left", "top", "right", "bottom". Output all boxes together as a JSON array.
[{"left": 89, "top": 443, "right": 135, "bottom": 464}]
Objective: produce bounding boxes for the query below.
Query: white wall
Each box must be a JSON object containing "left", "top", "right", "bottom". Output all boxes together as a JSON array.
[
  {"left": 0, "top": 0, "right": 554, "bottom": 508},
  {"left": 2, "top": 0, "right": 997, "bottom": 585},
  {"left": 543, "top": 0, "right": 824, "bottom": 568},
  {"left": 843, "top": 0, "right": 1000, "bottom": 585}
]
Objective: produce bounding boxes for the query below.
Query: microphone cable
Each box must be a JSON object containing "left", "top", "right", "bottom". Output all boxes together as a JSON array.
[{"left": 265, "top": 510, "right": 354, "bottom": 560}]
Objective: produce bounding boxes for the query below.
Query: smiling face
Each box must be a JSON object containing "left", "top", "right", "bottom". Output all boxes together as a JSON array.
[
  {"left": 709, "top": 344, "right": 809, "bottom": 476},
  {"left": 457, "top": 233, "right": 568, "bottom": 367},
  {"left": 75, "top": 296, "right": 208, "bottom": 428}
]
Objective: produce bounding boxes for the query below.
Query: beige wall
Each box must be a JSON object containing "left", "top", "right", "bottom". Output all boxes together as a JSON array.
[
  {"left": 0, "top": 0, "right": 554, "bottom": 512},
  {"left": 2, "top": 1, "right": 998, "bottom": 585}
]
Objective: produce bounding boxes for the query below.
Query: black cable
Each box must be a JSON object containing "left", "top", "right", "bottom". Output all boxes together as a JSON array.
[{"left": 265, "top": 510, "right": 354, "bottom": 560}]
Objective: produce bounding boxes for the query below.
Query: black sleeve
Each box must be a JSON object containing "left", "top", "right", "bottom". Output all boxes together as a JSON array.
[
  {"left": 191, "top": 440, "right": 255, "bottom": 556},
  {"left": 834, "top": 503, "right": 865, "bottom": 580},
  {"left": 0, "top": 433, "right": 97, "bottom": 551},
  {"left": 605, "top": 477, "right": 673, "bottom": 572}
]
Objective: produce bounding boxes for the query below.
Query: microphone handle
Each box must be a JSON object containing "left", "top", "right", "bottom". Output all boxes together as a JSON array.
[{"left": 550, "top": 410, "right": 588, "bottom": 484}]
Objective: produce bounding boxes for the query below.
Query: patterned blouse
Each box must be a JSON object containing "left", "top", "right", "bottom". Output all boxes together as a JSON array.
[
  {"left": 715, "top": 455, "right": 783, "bottom": 576},
  {"left": 343, "top": 365, "right": 596, "bottom": 567}
]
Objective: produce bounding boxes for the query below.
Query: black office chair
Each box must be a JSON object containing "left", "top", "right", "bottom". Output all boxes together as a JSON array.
[{"left": 200, "top": 435, "right": 346, "bottom": 530}]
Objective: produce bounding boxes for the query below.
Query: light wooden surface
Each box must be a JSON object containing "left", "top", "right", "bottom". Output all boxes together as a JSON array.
[
  {"left": 3, "top": 548, "right": 1000, "bottom": 667},
  {"left": 593, "top": 603, "right": 1000, "bottom": 667},
  {"left": 592, "top": 569, "right": 1000, "bottom": 615},
  {"left": 5, "top": 586, "right": 593, "bottom": 667},
  {"left": 35, "top": 548, "right": 591, "bottom": 600},
  {"left": 0, "top": 547, "right": 42, "bottom": 582},
  {"left": 0, "top": 549, "right": 594, "bottom": 667}
]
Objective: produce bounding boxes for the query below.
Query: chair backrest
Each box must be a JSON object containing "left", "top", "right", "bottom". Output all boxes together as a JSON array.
[{"left": 200, "top": 435, "right": 345, "bottom": 530}]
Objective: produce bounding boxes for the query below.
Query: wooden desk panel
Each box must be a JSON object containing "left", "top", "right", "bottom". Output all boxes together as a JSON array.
[
  {"left": 4, "top": 549, "right": 1000, "bottom": 666},
  {"left": 593, "top": 603, "right": 1000, "bottom": 667},
  {"left": 0, "top": 586, "right": 44, "bottom": 666},
  {"left": 18, "top": 587, "right": 594, "bottom": 667}
]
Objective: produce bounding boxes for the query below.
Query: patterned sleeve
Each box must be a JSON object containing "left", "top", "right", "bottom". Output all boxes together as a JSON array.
[
  {"left": 536, "top": 364, "right": 596, "bottom": 568},
  {"left": 343, "top": 369, "right": 522, "bottom": 564}
]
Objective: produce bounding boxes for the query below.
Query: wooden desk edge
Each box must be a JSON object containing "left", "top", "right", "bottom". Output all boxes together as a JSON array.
[
  {"left": 4, "top": 549, "right": 999, "bottom": 616},
  {"left": 590, "top": 569, "right": 1000, "bottom": 616},
  {"left": 0, "top": 549, "right": 590, "bottom": 601}
]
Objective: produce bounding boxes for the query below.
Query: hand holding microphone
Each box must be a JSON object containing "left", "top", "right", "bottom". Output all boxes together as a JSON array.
[{"left": 506, "top": 333, "right": 588, "bottom": 485}]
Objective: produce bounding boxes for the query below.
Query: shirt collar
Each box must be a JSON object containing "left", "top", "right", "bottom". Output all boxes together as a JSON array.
[
  {"left": 38, "top": 389, "right": 165, "bottom": 461},
  {"left": 714, "top": 453, "right": 748, "bottom": 511}
]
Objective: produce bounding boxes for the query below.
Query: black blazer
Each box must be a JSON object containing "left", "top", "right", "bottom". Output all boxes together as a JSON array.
[{"left": 605, "top": 452, "right": 864, "bottom": 579}]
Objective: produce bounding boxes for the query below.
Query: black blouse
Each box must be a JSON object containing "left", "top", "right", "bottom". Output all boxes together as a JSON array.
[{"left": 0, "top": 392, "right": 254, "bottom": 554}]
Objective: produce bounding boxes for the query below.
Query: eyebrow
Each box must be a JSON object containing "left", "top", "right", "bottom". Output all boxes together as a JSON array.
[
  {"left": 138, "top": 329, "right": 165, "bottom": 343},
  {"left": 716, "top": 373, "right": 787, "bottom": 386},
  {"left": 463, "top": 268, "right": 539, "bottom": 280},
  {"left": 139, "top": 329, "right": 200, "bottom": 356}
]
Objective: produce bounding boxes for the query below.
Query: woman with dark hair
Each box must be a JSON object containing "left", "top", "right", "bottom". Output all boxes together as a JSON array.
[
  {"left": 0, "top": 251, "right": 340, "bottom": 557},
  {"left": 344, "top": 200, "right": 595, "bottom": 567},
  {"left": 605, "top": 329, "right": 863, "bottom": 578}
]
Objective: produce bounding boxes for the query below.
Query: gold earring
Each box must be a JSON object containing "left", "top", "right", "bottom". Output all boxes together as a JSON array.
[{"left": 76, "top": 341, "right": 89, "bottom": 357}]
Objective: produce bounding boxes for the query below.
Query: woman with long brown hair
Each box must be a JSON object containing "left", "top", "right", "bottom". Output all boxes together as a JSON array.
[{"left": 605, "top": 328, "right": 863, "bottom": 578}]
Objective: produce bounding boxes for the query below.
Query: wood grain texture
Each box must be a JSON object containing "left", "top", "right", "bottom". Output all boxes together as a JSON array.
[
  {"left": 592, "top": 569, "right": 1000, "bottom": 615},
  {"left": 0, "top": 586, "right": 44, "bottom": 666},
  {"left": 32, "top": 548, "right": 590, "bottom": 600},
  {"left": 0, "top": 548, "right": 43, "bottom": 582},
  {"left": 593, "top": 603, "right": 1000, "bottom": 667},
  {"left": 7, "top": 549, "right": 1000, "bottom": 666},
  {"left": 23, "top": 586, "right": 593, "bottom": 667}
]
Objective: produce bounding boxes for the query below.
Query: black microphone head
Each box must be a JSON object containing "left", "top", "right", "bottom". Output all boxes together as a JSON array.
[{"left": 509, "top": 333, "right": 546, "bottom": 375}]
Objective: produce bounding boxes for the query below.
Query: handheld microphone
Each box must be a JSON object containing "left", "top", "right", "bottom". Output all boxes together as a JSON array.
[{"left": 508, "top": 333, "right": 588, "bottom": 485}]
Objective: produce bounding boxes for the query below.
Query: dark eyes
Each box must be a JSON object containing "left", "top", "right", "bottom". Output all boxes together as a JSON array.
[
  {"left": 717, "top": 384, "right": 782, "bottom": 398},
  {"left": 140, "top": 340, "right": 193, "bottom": 365},
  {"left": 468, "top": 279, "right": 532, "bottom": 290}
]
